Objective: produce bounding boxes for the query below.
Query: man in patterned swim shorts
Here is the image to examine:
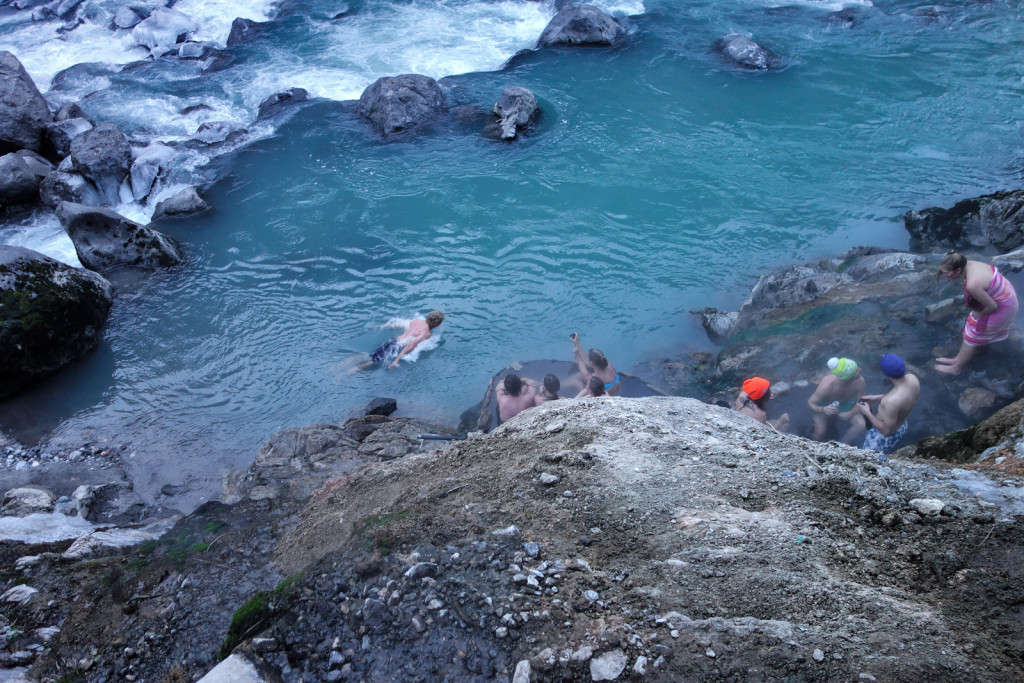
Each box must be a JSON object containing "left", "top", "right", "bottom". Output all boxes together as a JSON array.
[{"left": 857, "top": 353, "right": 920, "bottom": 455}]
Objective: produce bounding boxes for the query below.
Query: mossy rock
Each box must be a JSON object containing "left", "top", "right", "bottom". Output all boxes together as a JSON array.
[{"left": 0, "top": 245, "right": 112, "bottom": 399}]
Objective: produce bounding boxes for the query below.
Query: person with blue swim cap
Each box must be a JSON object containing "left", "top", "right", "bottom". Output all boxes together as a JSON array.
[{"left": 857, "top": 353, "right": 920, "bottom": 455}]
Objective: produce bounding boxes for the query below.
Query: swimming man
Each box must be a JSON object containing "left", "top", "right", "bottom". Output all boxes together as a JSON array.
[{"left": 349, "top": 310, "right": 445, "bottom": 372}]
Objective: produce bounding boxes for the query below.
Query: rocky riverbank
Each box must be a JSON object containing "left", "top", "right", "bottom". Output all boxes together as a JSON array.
[{"left": 4, "top": 397, "right": 1024, "bottom": 681}]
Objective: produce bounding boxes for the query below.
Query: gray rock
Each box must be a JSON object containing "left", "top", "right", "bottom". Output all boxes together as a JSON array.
[
  {"left": 539, "top": 473, "right": 559, "bottom": 486},
  {"left": 39, "top": 170, "right": 101, "bottom": 208},
  {"left": 358, "top": 74, "right": 446, "bottom": 137},
  {"left": 71, "top": 482, "right": 146, "bottom": 524},
  {"left": 958, "top": 387, "right": 998, "bottom": 421},
  {"left": 910, "top": 498, "right": 945, "bottom": 517},
  {"left": 62, "top": 528, "right": 158, "bottom": 559},
  {"left": 1, "top": 487, "right": 56, "bottom": 516},
  {"left": 54, "top": 102, "right": 92, "bottom": 123},
  {"left": 0, "top": 153, "right": 41, "bottom": 204},
  {"left": 195, "top": 652, "right": 267, "bottom": 682},
  {"left": 512, "top": 660, "right": 532, "bottom": 683},
  {"left": 152, "top": 186, "right": 209, "bottom": 221},
  {"left": 491, "top": 525, "right": 522, "bottom": 542},
  {"left": 44, "top": 117, "right": 93, "bottom": 159},
  {"left": 0, "top": 245, "right": 112, "bottom": 399},
  {"left": 14, "top": 148, "right": 55, "bottom": 177},
  {"left": 1, "top": 585, "right": 38, "bottom": 606},
  {"left": 590, "top": 649, "right": 627, "bottom": 681},
  {"left": 70, "top": 123, "right": 132, "bottom": 205},
  {"left": 493, "top": 87, "right": 538, "bottom": 140},
  {"left": 177, "top": 42, "right": 210, "bottom": 59},
  {"left": 718, "top": 34, "right": 777, "bottom": 71},
  {"left": 129, "top": 142, "right": 176, "bottom": 201},
  {"left": 538, "top": 4, "right": 623, "bottom": 47},
  {"left": 404, "top": 562, "right": 438, "bottom": 580},
  {"left": 131, "top": 7, "right": 199, "bottom": 57},
  {"left": 111, "top": 6, "right": 144, "bottom": 30},
  {"left": 904, "top": 190, "right": 1024, "bottom": 254},
  {"left": 365, "top": 397, "right": 398, "bottom": 417},
  {"left": 192, "top": 121, "right": 248, "bottom": 145},
  {"left": 0, "top": 51, "right": 51, "bottom": 153},
  {"left": 697, "top": 307, "right": 737, "bottom": 344},
  {"left": 226, "top": 17, "right": 264, "bottom": 47},
  {"left": 257, "top": 88, "right": 308, "bottom": 121},
  {"left": 523, "top": 541, "right": 541, "bottom": 559},
  {"left": 56, "top": 201, "right": 183, "bottom": 272}
]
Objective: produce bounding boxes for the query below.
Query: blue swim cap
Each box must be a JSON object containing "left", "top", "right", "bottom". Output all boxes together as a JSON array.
[{"left": 880, "top": 353, "right": 906, "bottom": 378}]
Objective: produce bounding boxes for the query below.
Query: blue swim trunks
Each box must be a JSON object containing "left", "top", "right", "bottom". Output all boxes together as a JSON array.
[
  {"left": 370, "top": 337, "right": 405, "bottom": 365},
  {"left": 862, "top": 421, "right": 908, "bottom": 455}
]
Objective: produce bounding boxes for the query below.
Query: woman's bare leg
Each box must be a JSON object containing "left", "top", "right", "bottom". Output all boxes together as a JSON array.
[{"left": 934, "top": 340, "right": 978, "bottom": 375}]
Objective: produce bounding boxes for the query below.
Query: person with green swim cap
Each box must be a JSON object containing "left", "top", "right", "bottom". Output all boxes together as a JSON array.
[{"left": 807, "top": 356, "right": 867, "bottom": 445}]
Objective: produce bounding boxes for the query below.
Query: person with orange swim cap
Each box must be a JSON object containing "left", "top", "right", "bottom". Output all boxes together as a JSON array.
[{"left": 734, "top": 376, "right": 790, "bottom": 431}]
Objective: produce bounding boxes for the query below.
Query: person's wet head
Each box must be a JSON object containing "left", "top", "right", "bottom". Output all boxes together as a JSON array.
[
  {"left": 503, "top": 374, "right": 523, "bottom": 397},
  {"left": 588, "top": 349, "right": 609, "bottom": 371},
  {"left": 588, "top": 375, "right": 606, "bottom": 397},
  {"left": 426, "top": 310, "right": 445, "bottom": 329},
  {"left": 543, "top": 374, "right": 560, "bottom": 397}
]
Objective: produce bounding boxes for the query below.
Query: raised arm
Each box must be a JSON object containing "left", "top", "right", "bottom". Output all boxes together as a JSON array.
[{"left": 571, "top": 334, "right": 591, "bottom": 380}]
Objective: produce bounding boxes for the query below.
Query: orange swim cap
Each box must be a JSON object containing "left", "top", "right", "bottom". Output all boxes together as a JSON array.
[{"left": 742, "top": 377, "right": 770, "bottom": 400}]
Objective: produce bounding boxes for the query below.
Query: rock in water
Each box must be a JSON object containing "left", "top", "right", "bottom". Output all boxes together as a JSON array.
[
  {"left": 904, "top": 190, "right": 1024, "bottom": 253},
  {"left": 537, "top": 4, "right": 623, "bottom": 47},
  {"left": 44, "top": 117, "right": 93, "bottom": 159},
  {"left": 358, "top": 74, "right": 446, "bottom": 137},
  {"left": 39, "top": 170, "right": 102, "bottom": 208},
  {"left": 0, "top": 245, "right": 113, "bottom": 399},
  {"left": 152, "top": 186, "right": 210, "bottom": 221},
  {"left": 493, "top": 87, "right": 538, "bottom": 140},
  {"left": 257, "top": 88, "right": 309, "bottom": 121},
  {"left": 129, "top": 142, "right": 176, "bottom": 201},
  {"left": 70, "top": 123, "right": 133, "bottom": 206},
  {"left": 0, "top": 51, "right": 52, "bottom": 154},
  {"left": 131, "top": 6, "right": 199, "bottom": 57},
  {"left": 56, "top": 201, "right": 182, "bottom": 272},
  {"left": 717, "top": 34, "right": 776, "bottom": 70},
  {"left": 0, "top": 153, "right": 42, "bottom": 204}
]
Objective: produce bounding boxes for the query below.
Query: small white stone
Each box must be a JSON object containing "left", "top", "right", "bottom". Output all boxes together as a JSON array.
[
  {"left": 705, "top": 648, "right": 716, "bottom": 658},
  {"left": 813, "top": 648, "right": 825, "bottom": 662}
]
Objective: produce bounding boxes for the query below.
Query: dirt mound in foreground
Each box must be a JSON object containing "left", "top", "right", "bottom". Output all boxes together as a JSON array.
[{"left": 270, "top": 397, "right": 1024, "bottom": 680}]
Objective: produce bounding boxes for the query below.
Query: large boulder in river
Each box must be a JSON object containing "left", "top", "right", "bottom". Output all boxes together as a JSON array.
[
  {"left": 256, "top": 87, "right": 309, "bottom": 121},
  {"left": 226, "top": 17, "right": 266, "bottom": 47},
  {"left": 0, "top": 153, "right": 42, "bottom": 205},
  {"left": 56, "top": 201, "right": 182, "bottom": 272},
  {"left": 717, "top": 34, "right": 778, "bottom": 71},
  {"left": 492, "top": 87, "right": 538, "bottom": 140},
  {"left": 904, "top": 190, "right": 1024, "bottom": 254},
  {"left": 0, "top": 51, "right": 52, "bottom": 154},
  {"left": 0, "top": 245, "right": 113, "bottom": 399},
  {"left": 39, "top": 170, "right": 101, "bottom": 208},
  {"left": 70, "top": 123, "right": 132, "bottom": 206},
  {"left": 358, "top": 74, "right": 446, "bottom": 137},
  {"left": 537, "top": 4, "right": 624, "bottom": 47}
]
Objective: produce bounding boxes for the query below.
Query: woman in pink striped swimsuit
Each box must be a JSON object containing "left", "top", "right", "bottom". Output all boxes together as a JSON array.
[{"left": 935, "top": 251, "right": 1019, "bottom": 375}]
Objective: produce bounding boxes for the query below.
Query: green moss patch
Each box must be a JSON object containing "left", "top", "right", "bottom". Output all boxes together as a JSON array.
[{"left": 218, "top": 574, "right": 302, "bottom": 660}]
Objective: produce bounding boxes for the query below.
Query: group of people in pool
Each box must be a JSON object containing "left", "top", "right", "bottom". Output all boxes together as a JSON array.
[
  {"left": 353, "top": 250, "right": 1017, "bottom": 454},
  {"left": 734, "top": 251, "right": 1019, "bottom": 454},
  {"left": 495, "top": 332, "right": 621, "bottom": 424}
]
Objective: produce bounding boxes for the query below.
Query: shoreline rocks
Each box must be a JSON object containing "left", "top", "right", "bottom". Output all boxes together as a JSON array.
[{"left": 56, "top": 201, "right": 182, "bottom": 272}]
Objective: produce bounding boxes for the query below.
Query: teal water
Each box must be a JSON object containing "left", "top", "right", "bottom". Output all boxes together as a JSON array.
[{"left": 3, "top": 0, "right": 1023, "bottom": 504}]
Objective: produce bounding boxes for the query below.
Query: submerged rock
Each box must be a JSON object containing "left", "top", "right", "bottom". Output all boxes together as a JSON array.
[
  {"left": 56, "top": 201, "right": 182, "bottom": 272},
  {"left": 717, "top": 34, "right": 778, "bottom": 71},
  {"left": 537, "top": 4, "right": 624, "bottom": 47},
  {"left": 358, "top": 74, "right": 447, "bottom": 137},
  {"left": 493, "top": 86, "right": 538, "bottom": 140},
  {"left": 0, "top": 51, "right": 52, "bottom": 154},
  {"left": 256, "top": 87, "right": 309, "bottom": 121},
  {"left": 111, "top": 5, "right": 145, "bottom": 30},
  {"left": 44, "top": 116, "right": 93, "bottom": 159},
  {"left": 128, "top": 142, "right": 176, "bottom": 201},
  {"left": 191, "top": 120, "right": 248, "bottom": 146},
  {"left": 904, "top": 189, "right": 1024, "bottom": 254},
  {"left": 226, "top": 17, "right": 265, "bottom": 47},
  {"left": 151, "top": 186, "right": 209, "bottom": 221},
  {"left": 0, "top": 245, "right": 112, "bottom": 399},
  {"left": 69, "top": 123, "right": 132, "bottom": 206}
]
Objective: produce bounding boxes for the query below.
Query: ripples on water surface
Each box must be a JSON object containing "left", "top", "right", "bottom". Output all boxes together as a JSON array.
[{"left": 1, "top": 0, "right": 1023, "bottom": 502}]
